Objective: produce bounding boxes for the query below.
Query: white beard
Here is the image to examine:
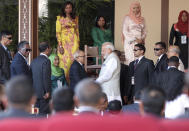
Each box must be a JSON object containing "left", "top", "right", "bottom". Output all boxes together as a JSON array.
[{"left": 103, "top": 53, "right": 109, "bottom": 59}]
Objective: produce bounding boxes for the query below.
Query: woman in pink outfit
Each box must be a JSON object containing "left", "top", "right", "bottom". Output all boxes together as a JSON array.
[{"left": 122, "top": 1, "right": 147, "bottom": 65}]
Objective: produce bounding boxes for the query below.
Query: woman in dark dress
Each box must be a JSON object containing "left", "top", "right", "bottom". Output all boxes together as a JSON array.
[{"left": 169, "top": 10, "right": 189, "bottom": 69}]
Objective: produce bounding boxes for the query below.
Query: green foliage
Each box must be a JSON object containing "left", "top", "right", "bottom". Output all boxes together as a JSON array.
[
  {"left": 38, "top": 0, "right": 64, "bottom": 49},
  {"left": 38, "top": 0, "right": 114, "bottom": 50},
  {"left": 0, "top": 0, "right": 18, "bottom": 51}
]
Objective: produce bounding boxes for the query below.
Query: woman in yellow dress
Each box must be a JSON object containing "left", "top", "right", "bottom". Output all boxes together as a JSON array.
[{"left": 56, "top": 1, "right": 79, "bottom": 79}]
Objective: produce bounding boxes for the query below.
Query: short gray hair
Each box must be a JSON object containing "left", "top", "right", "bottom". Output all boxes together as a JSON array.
[
  {"left": 169, "top": 46, "right": 180, "bottom": 55},
  {"left": 102, "top": 42, "right": 115, "bottom": 51},
  {"left": 74, "top": 78, "right": 102, "bottom": 105},
  {"left": 73, "top": 50, "right": 83, "bottom": 59},
  {"left": 5, "top": 75, "right": 34, "bottom": 105},
  {"left": 18, "top": 41, "right": 29, "bottom": 51}
]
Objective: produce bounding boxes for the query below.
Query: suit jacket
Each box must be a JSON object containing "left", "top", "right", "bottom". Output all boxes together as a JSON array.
[
  {"left": 69, "top": 60, "right": 88, "bottom": 90},
  {"left": 122, "top": 103, "right": 139, "bottom": 113},
  {"left": 0, "top": 107, "right": 33, "bottom": 120},
  {"left": 129, "top": 57, "right": 154, "bottom": 98},
  {"left": 10, "top": 52, "right": 31, "bottom": 78},
  {"left": 31, "top": 55, "right": 51, "bottom": 99},
  {"left": 0, "top": 44, "right": 11, "bottom": 84},
  {"left": 154, "top": 54, "right": 168, "bottom": 74},
  {"left": 155, "top": 67, "right": 184, "bottom": 101},
  {"left": 120, "top": 63, "right": 130, "bottom": 104}
]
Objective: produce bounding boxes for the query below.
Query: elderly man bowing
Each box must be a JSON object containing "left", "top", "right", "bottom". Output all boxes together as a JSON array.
[{"left": 96, "top": 42, "right": 121, "bottom": 102}]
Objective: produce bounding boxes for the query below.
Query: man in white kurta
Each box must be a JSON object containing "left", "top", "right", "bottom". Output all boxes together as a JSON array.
[{"left": 96, "top": 42, "right": 121, "bottom": 102}]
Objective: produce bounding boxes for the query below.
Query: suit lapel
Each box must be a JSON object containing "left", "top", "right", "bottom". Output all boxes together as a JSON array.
[
  {"left": 156, "top": 54, "right": 168, "bottom": 68},
  {"left": 18, "top": 53, "right": 26, "bottom": 64},
  {"left": 135, "top": 57, "right": 145, "bottom": 71},
  {"left": 0, "top": 44, "right": 10, "bottom": 61}
]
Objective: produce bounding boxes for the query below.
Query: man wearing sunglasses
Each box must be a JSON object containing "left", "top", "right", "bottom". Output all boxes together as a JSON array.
[
  {"left": 129, "top": 43, "right": 154, "bottom": 100},
  {"left": 10, "top": 41, "right": 32, "bottom": 78},
  {"left": 154, "top": 42, "right": 168, "bottom": 74},
  {"left": 0, "top": 31, "right": 13, "bottom": 84}
]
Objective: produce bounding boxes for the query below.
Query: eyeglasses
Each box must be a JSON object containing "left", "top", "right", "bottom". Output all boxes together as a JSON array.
[
  {"left": 154, "top": 48, "right": 163, "bottom": 51},
  {"left": 133, "top": 49, "right": 142, "bottom": 52},
  {"left": 25, "top": 49, "right": 32, "bottom": 52}
]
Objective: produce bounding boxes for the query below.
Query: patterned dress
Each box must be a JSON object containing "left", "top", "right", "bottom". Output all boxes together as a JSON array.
[
  {"left": 56, "top": 16, "right": 79, "bottom": 78},
  {"left": 122, "top": 15, "right": 147, "bottom": 65}
]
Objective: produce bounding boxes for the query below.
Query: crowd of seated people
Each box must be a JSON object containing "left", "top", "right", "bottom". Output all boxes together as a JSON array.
[{"left": 0, "top": 74, "right": 189, "bottom": 130}]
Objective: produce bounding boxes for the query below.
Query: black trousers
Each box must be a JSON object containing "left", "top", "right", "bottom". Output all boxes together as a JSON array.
[{"left": 35, "top": 98, "right": 50, "bottom": 115}]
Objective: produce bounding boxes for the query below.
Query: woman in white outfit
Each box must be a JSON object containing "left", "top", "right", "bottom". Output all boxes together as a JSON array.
[{"left": 122, "top": 1, "right": 147, "bottom": 65}]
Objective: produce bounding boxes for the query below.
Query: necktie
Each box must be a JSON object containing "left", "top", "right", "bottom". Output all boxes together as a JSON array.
[
  {"left": 6, "top": 49, "right": 12, "bottom": 61},
  {"left": 155, "top": 59, "right": 160, "bottom": 67},
  {"left": 134, "top": 59, "right": 139, "bottom": 69}
]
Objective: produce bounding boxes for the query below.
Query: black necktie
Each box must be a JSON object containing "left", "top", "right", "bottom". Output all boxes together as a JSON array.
[
  {"left": 6, "top": 48, "right": 12, "bottom": 61},
  {"left": 155, "top": 59, "right": 160, "bottom": 67},
  {"left": 134, "top": 59, "right": 139, "bottom": 69}
]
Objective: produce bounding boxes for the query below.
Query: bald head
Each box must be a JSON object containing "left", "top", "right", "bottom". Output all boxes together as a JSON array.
[
  {"left": 167, "top": 45, "right": 180, "bottom": 58},
  {"left": 74, "top": 78, "right": 102, "bottom": 106}
]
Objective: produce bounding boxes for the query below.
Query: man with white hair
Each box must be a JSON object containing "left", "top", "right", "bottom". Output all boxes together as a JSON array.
[
  {"left": 96, "top": 42, "right": 121, "bottom": 102},
  {"left": 167, "top": 45, "right": 185, "bottom": 72},
  {"left": 69, "top": 50, "right": 88, "bottom": 91}
]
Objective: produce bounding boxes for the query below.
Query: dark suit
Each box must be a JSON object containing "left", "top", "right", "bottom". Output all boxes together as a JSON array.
[
  {"left": 154, "top": 54, "right": 168, "bottom": 74},
  {"left": 10, "top": 52, "right": 31, "bottom": 78},
  {"left": 155, "top": 67, "right": 184, "bottom": 101},
  {"left": 0, "top": 43, "right": 11, "bottom": 84},
  {"left": 31, "top": 55, "right": 51, "bottom": 115},
  {"left": 122, "top": 103, "right": 139, "bottom": 113},
  {"left": 129, "top": 57, "right": 154, "bottom": 98},
  {"left": 69, "top": 60, "right": 88, "bottom": 90},
  {"left": 120, "top": 64, "right": 130, "bottom": 104}
]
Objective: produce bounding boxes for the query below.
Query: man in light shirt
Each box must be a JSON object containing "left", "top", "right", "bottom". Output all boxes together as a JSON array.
[
  {"left": 96, "top": 42, "right": 121, "bottom": 102},
  {"left": 167, "top": 45, "right": 185, "bottom": 72}
]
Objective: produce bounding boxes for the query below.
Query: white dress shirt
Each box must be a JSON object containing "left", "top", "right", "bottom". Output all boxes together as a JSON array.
[
  {"left": 40, "top": 53, "right": 49, "bottom": 58},
  {"left": 165, "top": 94, "right": 189, "bottom": 119},
  {"left": 178, "top": 59, "right": 185, "bottom": 72},
  {"left": 136, "top": 55, "right": 144, "bottom": 63},
  {"left": 1, "top": 43, "right": 7, "bottom": 51},
  {"left": 78, "top": 106, "right": 99, "bottom": 114},
  {"left": 18, "top": 51, "right": 28, "bottom": 64}
]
